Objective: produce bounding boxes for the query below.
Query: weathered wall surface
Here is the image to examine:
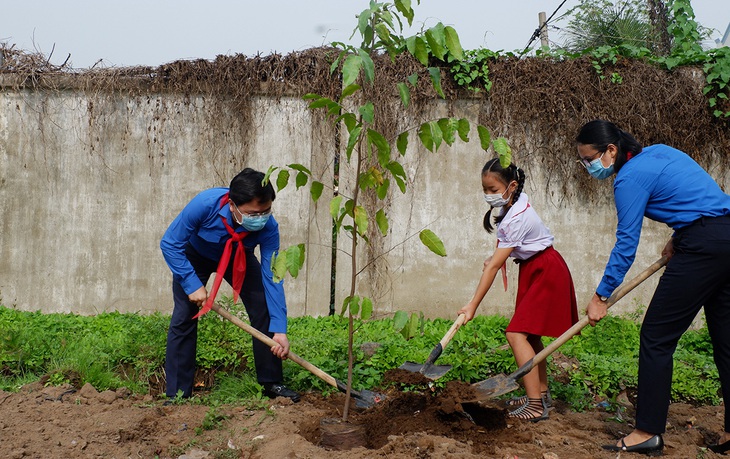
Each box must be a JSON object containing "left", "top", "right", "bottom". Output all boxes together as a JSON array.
[
  {"left": 0, "top": 90, "right": 334, "bottom": 317},
  {"left": 0, "top": 83, "right": 726, "bottom": 321}
]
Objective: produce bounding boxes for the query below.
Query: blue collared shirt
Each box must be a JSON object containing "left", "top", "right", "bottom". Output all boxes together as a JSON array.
[
  {"left": 160, "top": 187, "right": 288, "bottom": 333},
  {"left": 597, "top": 144, "right": 730, "bottom": 297}
]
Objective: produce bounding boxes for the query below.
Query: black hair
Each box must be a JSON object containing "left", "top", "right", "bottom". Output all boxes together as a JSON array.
[
  {"left": 575, "top": 120, "right": 643, "bottom": 173},
  {"left": 481, "top": 158, "right": 526, "bottom": 234},
  {"left": 229, "top": 168, "right": 276, "bottom": 205}
]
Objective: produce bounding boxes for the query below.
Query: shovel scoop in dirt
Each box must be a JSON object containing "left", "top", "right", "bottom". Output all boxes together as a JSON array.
[
  {"left": 399, "top": 314, "right": 466, "bottom": 380},
  {"left": 465, "top": 256, "right": 669, "bottom": 403},
  {"left": 210, "top": 303, "right": 385, "bottom": 409}
]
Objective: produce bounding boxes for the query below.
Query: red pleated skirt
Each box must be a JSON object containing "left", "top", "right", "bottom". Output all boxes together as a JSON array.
[{"left": 505, "top": 246, "right": 579, "bottom": 338}]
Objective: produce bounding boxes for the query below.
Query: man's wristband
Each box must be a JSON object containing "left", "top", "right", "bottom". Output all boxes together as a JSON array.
[{"left": 597, "top": 293, "right": 609, "bottom": 302}]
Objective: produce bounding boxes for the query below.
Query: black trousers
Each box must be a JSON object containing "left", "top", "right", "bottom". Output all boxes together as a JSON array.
[
  {"left": 165, "top": 244, "right": 283, "bottom": 398},
  {"left": 636, "top": 215, "right": 730, "bottom": 433}
]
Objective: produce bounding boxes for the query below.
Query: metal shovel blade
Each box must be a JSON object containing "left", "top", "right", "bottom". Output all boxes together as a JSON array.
[
  {"left": 353, "top": 389, "right": 387, "bottom": 409},
  {"left": 398, "top": 361, "right": 453, "bottom": 380},
  {"left": 467, "top": 374, "right": 520, "bottom": 402}
]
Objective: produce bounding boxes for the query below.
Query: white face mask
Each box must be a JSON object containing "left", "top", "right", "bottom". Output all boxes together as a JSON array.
[{"left": 483, "top": 188, "right": 513, "bottom": 208}]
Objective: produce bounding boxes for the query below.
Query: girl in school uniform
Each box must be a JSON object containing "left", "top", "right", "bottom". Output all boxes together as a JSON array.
[{"left": 458, "top": 157, "right": 579, "bottom": 421}]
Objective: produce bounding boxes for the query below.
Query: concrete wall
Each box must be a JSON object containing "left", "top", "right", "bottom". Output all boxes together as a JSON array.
[
  {"left": 0, "top": 89, "right": 333, "bottom": 317},
  {"left": 0, "top": 85, "right": 725, "bottom": 321}
]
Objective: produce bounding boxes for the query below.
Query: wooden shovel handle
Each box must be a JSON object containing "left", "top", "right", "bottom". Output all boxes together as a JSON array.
[
  {"left": 440, "top": 314, "right": 466, "bottom": 348},
  {"left": 210, "top": 303, "right": 340, "bottom": 390},
  {"left": 511, "top": 255, "right": 669, "bottom": 381}
]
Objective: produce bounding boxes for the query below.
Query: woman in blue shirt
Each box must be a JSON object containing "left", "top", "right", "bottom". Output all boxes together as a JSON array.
[{"left": 577, "top": 120, "right": 730, "bottom": 455}]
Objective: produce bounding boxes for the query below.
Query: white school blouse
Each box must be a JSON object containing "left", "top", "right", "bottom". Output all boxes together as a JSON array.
[{"left": 496, "top": 193, "right": 554, "bottom": 260}]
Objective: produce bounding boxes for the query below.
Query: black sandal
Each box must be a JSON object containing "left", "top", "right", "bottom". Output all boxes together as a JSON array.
[
  {"left": 506, "top": 390, "right": 552, "bottom": 407},
  {"left": 507, "top": 397, "right": 548, "bottom": 422}
]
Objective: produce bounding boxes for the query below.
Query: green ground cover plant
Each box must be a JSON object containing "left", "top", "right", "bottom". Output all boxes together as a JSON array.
[{"left": 0, "top": 304, "right": 721, "bottom": 411}]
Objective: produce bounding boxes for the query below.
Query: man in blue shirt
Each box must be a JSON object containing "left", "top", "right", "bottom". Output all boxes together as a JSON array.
[{"left": 160, "top": 168, "right": 300, "bottom": 402}]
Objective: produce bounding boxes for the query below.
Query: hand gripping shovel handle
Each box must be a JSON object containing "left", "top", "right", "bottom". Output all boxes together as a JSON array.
[
  {"left": 507, "top": 255, "right": 669, "bottom": 383},
  {"left": 210, "top": 303, "right": 372, "bottom": 403}
]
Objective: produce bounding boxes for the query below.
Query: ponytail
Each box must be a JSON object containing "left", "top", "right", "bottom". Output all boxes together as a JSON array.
[{"left": 576, "top": 120, "right": 643, "bottom": 172}]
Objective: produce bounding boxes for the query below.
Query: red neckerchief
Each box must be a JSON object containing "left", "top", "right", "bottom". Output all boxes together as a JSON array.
[{"left": 192, "top": 193, "right": 249, "bottom": 319}]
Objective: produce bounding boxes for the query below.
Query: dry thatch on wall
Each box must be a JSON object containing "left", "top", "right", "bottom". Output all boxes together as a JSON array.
[{"left": 2, "top": 44, "right": 728, "bottom": 195}]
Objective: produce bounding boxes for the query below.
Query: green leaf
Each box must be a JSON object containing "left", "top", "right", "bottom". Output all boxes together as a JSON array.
[
  {"left": 425, "top": 23, "right": 446, "bottom": 61},
  {"left": 412, "top": 36, "right": 429, "bottom": 66},
  {"left": 309, "top": 97, "right": 334, "bottom": 109},
  {"left": 340, "top": 295, "right": 352, "bottom": 315},
  {"left": 360, "top": 297, "right": 373, "bottom": 320},
  {"left": 349, "top": 295, "right": 361, "bottom": 316},
  {"left": 444, "top": 26, "right": 464, "bottom": 61},
  {"left": 263, "top": 166, "right": 278, "bottom": 186},
  {"left": 340, "top": 83, "right": 361, "bottom": 100},
  {"left": 367, "top": 129, "right": 391, "bottom": 166},
  {"left": 359, "top": 102, "right": 375, "bottom": 124},
  {"left": 419, "top": 229, "right": 447, "bottom": 257},
  {"left": 437, "top": 118, "right": 457, "bottom": 146},
  {"left": 397, "top": 82, "right": 411, "bottom": 108},
  {"left": 358, "top": 49, "right": 375, "bottom": 83},
  {"left": 377, "top": 178, "right": 390, "bottom": 199},
  {"left": 346, "top": 125, "right": 363, "bottom": 161},
  {"left": 457, "top": 118, "right": 470, "bottom": 142},
  {"left": 427, "top": 67, "right": 445, "bottom": 98},
  {"left": 276, "top": 169, "right": 290, "bottom": 191},
  {"left": 342, "top": 54, "right": 363, "bottom": 88},
  {"left": 395, "top": 0, "right": 414, "bottom": 25},
  {"left": 295, "top": 171, "right": 308, "bottom": 189},
  {"left": 302, "top": 93, "right": 319, "bottom": 100},
  {"left": 418, "top": 121, "right": 443, "bottom": 152},
  {"left": 271, "top": 251, "right": 288, "bottom": 283},
  {"left": 407, "top": 73, "right": 418, "bottom": 86},
  {"left": 477, "top": 125, "right": 491, "bottom": 151},
  {"left": 386, "top": 162, "right": 407, "bottom": 193},
  {"left": 418, "top": 122, "right": 434, "bottom": 152},
  {"left": 354, "top": 205, "right": 368, "bottom": 236},
  {"left": 340, "top": 113, "right": 358, "bottom": 132},
  {"left": 396, "top": 131, "right": 408, "bottom": 156},
  {"left": 329, "top": 195, "right": 343, "bottom": 220},
  {"left": 493, "top": 137, "right": 512, "bottom": 168},
  {"left": 375, "top": 209, "right": 389, "bottom": 236},
  {"left": 357, "top": 9, "right": 370, "bottom": 37},
  {"left": 285, "top": 245, "right": 305, "bottom": 278},
  {"left": 287, "top": 163, "right": 312, "bottom": 175},
  {"left": 393, "top": 310, "right": 409, "bottom": 330},
  {"left": 310, "top": 181, "right": 324, "bottom": 202}
]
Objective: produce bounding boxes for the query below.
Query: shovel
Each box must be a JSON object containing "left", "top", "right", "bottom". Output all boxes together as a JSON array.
[
  {"left": 399, "top": 313, "right": 466, "bottom": 379},
  {"left": 467, "top": 255, "right": 669, "bottom": 402},
  {"left": 210, "top": 303, "right": 385, "bottom": 408}
]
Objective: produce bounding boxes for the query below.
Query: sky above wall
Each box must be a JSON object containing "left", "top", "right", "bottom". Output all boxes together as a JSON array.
[{"left": 1, "top": 0, "right": 728, "bottom": 69}]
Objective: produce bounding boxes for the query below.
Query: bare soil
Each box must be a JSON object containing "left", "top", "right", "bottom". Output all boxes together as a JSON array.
[{"left": 0, "top": 370, "right": 726, "bottom": 459}]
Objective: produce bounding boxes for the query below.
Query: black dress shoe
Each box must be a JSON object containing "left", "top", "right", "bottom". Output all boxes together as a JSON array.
[
  {"left": 709, "top": 439, "right": 730, "bottom": 454},
  {"left": 263, "top": 383, "right": 301, "bottom": 403},
  {"left": 602, "top": 434, "right": 664, "bottom": 456}
]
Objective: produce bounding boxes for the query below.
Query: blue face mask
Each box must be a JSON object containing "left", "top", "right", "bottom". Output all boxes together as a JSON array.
[
  {"left": 584, "top": 153, "right": 615, "bottom": 180},
  {"left": 231, "top": 203, "right": 271, "bottom": 231},
  {"left": 240, "top": 214, "right": 270, "bottom": 231}
]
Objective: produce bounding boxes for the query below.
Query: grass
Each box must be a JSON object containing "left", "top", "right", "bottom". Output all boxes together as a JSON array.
[{"left": 0, "top": 302, "right": 722, "bottom": 411}]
